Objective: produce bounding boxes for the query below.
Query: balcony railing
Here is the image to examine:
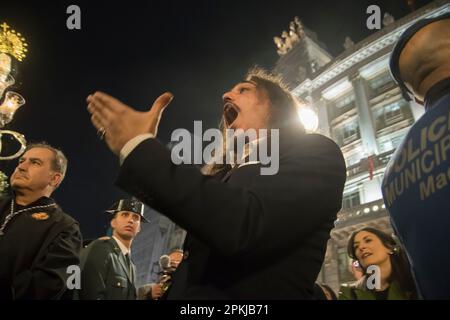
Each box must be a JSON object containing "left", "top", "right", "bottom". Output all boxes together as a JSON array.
[
  {"left": 375, "top": 104, "right": 414, "bottom": 132},
  {"left": 346, "top": 149, "right": 395, "bottom": 178},
  {"left": 328, "top": 101, "right": 356, "bottom": 122},
  {"left": 369, "top": 81, "right": 397, "bottom": 99},
  {"left": 335, "top": 198, "right": 387, "bottom": 228},
  {"left": 337, "top": 132, "right": 360, "bottom": 148}
]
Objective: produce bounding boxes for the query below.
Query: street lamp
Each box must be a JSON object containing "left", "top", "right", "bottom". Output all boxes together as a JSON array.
[
  {"left": 0, "top": 22, "right": 28, "bottom": 161},
  {"left": 0, "top": 91, "right": 25, "bottom": 127},
  {"left": 0, "top": 74, "right": 14, "bottom": 98}
]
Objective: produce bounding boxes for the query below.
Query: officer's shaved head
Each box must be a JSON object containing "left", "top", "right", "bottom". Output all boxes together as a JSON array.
[{"left": 399, "top": 18, "right": 450, "bottom": 102}]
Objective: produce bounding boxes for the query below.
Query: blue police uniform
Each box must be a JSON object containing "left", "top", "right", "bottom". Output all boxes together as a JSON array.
[{"left": 383, "top": 12, "right": 450, "bottom": 299}]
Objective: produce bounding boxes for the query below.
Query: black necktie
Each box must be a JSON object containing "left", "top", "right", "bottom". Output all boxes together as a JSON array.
[{"left": 125, "top": 253, "right": 133, "bottom": 281}]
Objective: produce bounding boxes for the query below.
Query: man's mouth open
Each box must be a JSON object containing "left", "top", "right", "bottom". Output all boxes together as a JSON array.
[{"left": 223, "top": 102, "right": 239, "bottom": 128}]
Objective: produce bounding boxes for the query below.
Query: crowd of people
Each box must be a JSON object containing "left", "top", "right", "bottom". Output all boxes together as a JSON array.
[{"left": 0, "top": 13, "right": 449, "bottom": 300}]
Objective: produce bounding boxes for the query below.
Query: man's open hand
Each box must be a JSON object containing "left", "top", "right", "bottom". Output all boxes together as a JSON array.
[{"left": 87, "top": 91, "right": 173, "bottom": 155}]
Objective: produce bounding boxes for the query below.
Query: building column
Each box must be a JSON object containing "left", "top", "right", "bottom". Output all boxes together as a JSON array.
[
  {"left": 312, "top": 93, "right": 331, "bottom": 137},
  {"left": 351, "top": 73, "right": 379, "bottom": 155}
]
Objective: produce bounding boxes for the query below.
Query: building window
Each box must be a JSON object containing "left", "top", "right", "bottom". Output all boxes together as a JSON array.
[
  {"left": 374, "top": 99, "right": 412, "bottom": 131},
  {"left": 328, "top": 93, "right": 356, "bottom": 121},
  {"left": 342, "top": 122, "right": 359, "bottom": 144},
  {"left": 333, "top": 121, "right": 360, "bottom": 146},
  {"left": 345, "top": 153, "right": 361, "bottom": 166},
  {"left": 378, "top": 134, "right": 405, "bottom": 153},
  {"left": 379, "top": 140, "right": 393, "bottom": 153},
  {"left": 369, "top": 71, "right": 395, "bottom": 97},
  {"left": 336, "top": 93, "right": 355, "bottom": 109},
  {"left": 384, "top": 101, "right": 403, "bottom": 124},
  {"left": 342, "top": 190, "right": 360, "bottom": 210}
]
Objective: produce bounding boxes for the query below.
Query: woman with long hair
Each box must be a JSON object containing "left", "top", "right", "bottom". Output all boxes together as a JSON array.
[{"left": 339, "top": 227, "right": 418, "bottom": 300}]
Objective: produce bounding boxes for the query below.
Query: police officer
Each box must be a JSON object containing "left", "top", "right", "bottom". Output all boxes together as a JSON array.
[
  {"left": 383, "top": 12, "right": 450, "bottom": 299},
  {"left": 78, "top": 199, "right": 147, "bottom": 300}
]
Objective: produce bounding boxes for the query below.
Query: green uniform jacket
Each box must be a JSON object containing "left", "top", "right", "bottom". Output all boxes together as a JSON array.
[
  {"left": 339, "top": 281, "right": 414, "bottom": 300},
  {"left": 77, "top": 237, "right": 137, "bottom": 300}
]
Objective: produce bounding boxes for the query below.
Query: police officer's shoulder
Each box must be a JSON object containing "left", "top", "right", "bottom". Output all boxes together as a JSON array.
[
  {"left": 86, "top": 237, "right": 115, "bottom": 252},
  {"left": 82, "top": 237, "right": 115, "bottom": 261},
  {"left": 81, "top": 237, "right": 115, "bottom": 267}
]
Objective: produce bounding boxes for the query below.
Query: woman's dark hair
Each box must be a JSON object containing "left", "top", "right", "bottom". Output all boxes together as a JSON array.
[{"left": 347, "top": 227, "right": 417, "bottom": 298}]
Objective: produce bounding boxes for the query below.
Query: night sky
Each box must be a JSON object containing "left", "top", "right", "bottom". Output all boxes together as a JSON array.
[{"left": 1, "top": 0, "right": 433, "bottom": 238}]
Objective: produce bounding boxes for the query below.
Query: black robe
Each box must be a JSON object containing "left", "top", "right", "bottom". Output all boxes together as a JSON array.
[{"left": 0, "top": 196, "right": 82, "bottom": 299}]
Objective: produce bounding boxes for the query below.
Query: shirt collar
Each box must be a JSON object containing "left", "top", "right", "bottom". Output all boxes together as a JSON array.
[
  {"left": 12, "top": 195, "right": 53, "bottom": 204},
  {"left": 112, "top": 236, "right": 131, "bottom": 256},
  {"left": 229, "top": 135, "right": 267, "bottom": 168},
  {"left": 13, "top": 196, "right": 55, "bottom": 210}
]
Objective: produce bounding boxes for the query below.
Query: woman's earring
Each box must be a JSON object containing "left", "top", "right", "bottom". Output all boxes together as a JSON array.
[{"left": 390, "top": 246, "right": 399, "bottom": 254}]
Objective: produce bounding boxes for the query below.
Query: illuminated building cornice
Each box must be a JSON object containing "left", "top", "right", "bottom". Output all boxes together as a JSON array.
[{"left": 292, "top": 2, "right": 450, "bottom": 97}]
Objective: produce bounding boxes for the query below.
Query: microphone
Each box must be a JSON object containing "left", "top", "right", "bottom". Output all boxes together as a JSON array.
[{"left": 159, "top": 254, "right": 171, "bottom": 271}]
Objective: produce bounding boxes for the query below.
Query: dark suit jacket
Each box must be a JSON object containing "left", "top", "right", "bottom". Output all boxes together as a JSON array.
[
  {"left": 0, "top": 196, "right": 82, "bottom": 300},
  {"left": 117, "top": 127, "right": 346, "bottom": 299},
  {"left": 77, "top": 237, "right": 137, "bottom": 300}
]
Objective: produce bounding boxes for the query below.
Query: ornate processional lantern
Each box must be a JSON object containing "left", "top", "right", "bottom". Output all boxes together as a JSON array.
[
  {"left": 0, "top": 22, "right": 28, "bottom": 161},
  {"left": 0, "top": 22, "right": 28, "bottom": 194}
]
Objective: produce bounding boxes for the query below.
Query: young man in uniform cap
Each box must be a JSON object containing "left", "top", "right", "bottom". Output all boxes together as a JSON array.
[
  {"left": 383, "top": 12, "right": 450, "bottom": 299},
  {"left": 77, "top": 198, "right": 147, "bottom": 300}
]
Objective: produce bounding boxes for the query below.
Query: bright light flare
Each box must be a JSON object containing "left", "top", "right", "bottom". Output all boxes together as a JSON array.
[{"left": 297, "top": 107, "right": 318, "bottom": 133}]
